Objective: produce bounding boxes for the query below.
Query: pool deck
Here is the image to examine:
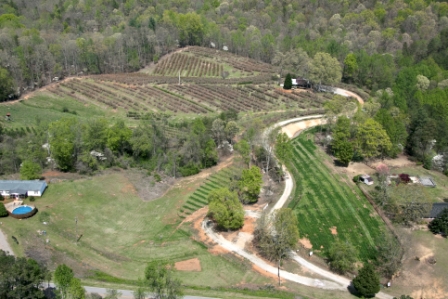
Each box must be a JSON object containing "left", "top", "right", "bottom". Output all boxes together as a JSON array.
[{"left": 4, "top": 200, "right": 24, "bottom": 213}]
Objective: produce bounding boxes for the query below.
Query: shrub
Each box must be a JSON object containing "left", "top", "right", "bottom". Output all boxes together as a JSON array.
[
  {"left": 398, "top": 173, "right": 411, "bottom": 184},
  {"left": 29, "top": 196, "right": 35, "bottom": 202},
  {"left": 179, "top": 163, "right": 200, "bottom": 177},
  {"left": 353, "top": 175, "right": 361, "bottom": 183},
  {"left": 154, "top": 173, "right": 162, "bottom": 182},
  {"left": 0, "top": 203, "right": 8, "bottom": 217}
]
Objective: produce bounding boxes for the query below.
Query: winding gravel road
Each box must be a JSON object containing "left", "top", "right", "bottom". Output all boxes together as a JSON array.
[{"left": 203, "top": 91, "right": 394, "bottom": 299}]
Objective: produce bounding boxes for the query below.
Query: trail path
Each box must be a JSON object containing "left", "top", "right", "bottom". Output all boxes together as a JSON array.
[
  {"left": 203, "top": 88, "right": 394, "bottom": 299},
  {"left": 0, "top": 228, "right": 14, "bottom": 255}
]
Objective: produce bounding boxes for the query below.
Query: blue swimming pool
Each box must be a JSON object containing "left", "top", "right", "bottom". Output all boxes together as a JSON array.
[{"left": 11, "top": 205, "right": 34, "bottom": 215}]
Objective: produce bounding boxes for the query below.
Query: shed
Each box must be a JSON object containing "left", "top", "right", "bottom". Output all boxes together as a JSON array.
[
  {"left": 420, "top": 176, "right": 436, "bottom": 187},
  {"left": 427, "top": 203, "right": 448, "bottom": 218},
  {"left": 360, "top": 174, "right": 374, "bottom": 185},
  {"left": 0, "top": 180, "right": 47, "bottom": 197}
]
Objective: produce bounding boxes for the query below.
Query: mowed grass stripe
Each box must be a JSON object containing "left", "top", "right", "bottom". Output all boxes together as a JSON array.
[
  {"left": 289, "top": 136, "right": 382, "bottom": 259},
  {"left": 294, "top": 139, "right": 377, "bottom": 247}
]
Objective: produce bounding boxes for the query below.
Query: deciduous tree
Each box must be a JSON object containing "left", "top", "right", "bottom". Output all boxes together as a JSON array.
[
  {"left": 20, "top": 160, "right": 42, "bottom": 180},
  {"left": 54, "top": 264, "right": 74, "bottom": 299},
  {"left": 0, "top": 203, "right": 8, "bottom": 217},
  {"left": 309, "top": 52, "right": 342, "bottom": 88},
  {"left": 144, "top": 261, "right": 183, "bottom": 299},
  {"left": 327, "top": 239, "right": 358, "bottom": 274},
  {"left": 356, "top": 118, "right": 392, "bottom": 160},
  {"left": 238, "top": 166, "right": 263, "bottom": 204},
  {"left": 207, "top": 188, "right": 244, "bottom": 230}
]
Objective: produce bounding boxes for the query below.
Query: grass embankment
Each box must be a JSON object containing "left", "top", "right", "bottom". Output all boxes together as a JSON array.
[
  {"left": 0, "top": 94, "right": 131, "bottom": 129},
  {"left": 0, "top": 171, "right": 268, "bottom": 287},
  {"left": 287, "top": 132, "right": 386, "bottom": 260},
  {"left": 180, "top": 166, "right": 240, "bottom": 218}
]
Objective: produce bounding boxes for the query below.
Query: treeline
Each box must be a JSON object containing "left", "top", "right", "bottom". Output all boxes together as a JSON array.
[
  {"left": 0, "top": 112, "right": 239, "bottom": 176},
  {"left": 1, "top": 0, "right": 448, "bottom": 99}
]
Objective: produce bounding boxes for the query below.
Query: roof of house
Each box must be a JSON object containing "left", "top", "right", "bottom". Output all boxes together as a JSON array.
[
  {"left": 0, "top": 180, "right": 47, "bottom": 193},
  {"left": 428, "top": 203, "right": 448, "bottom": 218}
]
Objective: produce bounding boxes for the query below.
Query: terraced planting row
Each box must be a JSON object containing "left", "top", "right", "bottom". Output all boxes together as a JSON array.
[
  {"left": 288, "top": 134, "right": 384, "bottom": 260},
  {"left": 185, "top": 46, "right": 275, "bottom": 73},
  {"left": 154, "top": 52, "right": 224, "bottom": 77},
  {"left": 179, "top": 166, "right": 239, "bottom": 218}
]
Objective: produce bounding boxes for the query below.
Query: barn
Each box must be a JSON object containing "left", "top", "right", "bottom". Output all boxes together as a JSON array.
[{"left": 0, "top": 180, "right": 47, "bottom": 198}]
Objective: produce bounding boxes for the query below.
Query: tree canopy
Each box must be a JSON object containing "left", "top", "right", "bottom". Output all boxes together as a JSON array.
[
  {"left": 353, "top": 263, "right": 380, "bottom": 298},
  {"left": 428, "top": 208, "right": 448, "bottom": 236},
  {"left": 238, "top": 166, "right": 263, "bottom": 204},
  {"left": 207, "top": 188, "right": 245, "bottom": 230},
  {"left": 0, "top": 250, "right": 48, "bottom": 299},
  {"left": 144, "top": 261, "right": 183, "bottom": 299},
  {"left": 327, "top": 239, "right": 358, "bottom": 274}
]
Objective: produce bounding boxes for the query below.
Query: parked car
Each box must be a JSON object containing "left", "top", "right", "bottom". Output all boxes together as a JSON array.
[{"left": 360, "top": 174, "right": 374, "bottom": 185}]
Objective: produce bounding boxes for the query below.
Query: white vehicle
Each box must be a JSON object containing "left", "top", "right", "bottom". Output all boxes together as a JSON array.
[{"left": 359, "top": 174, "right": 374, "bottom": 185}]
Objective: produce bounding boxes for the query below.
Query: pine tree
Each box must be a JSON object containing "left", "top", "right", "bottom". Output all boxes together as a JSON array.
[
  {"left": 353, "top": 263, "right": 380, "bottom": 298},
  {"left": 283, "top": 73, "right": 292, "bottom": 90}
]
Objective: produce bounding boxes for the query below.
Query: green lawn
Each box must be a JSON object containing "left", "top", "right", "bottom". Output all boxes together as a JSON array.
[
  {"left": 0, "top": 171, "right": 268, "bottom": 287},
  {"left": 287, "top": 133, "right": 386, "bottom": 260},
  {"left": 362, "top": 166, "right": 448, "bottom": 203}
]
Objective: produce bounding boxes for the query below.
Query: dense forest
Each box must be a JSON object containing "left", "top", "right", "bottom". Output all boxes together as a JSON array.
[{"left": 1, "top": 0, "right": 448, "bottom": 171}]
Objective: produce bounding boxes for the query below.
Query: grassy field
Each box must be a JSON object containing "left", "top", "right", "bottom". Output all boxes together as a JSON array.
[
  {"left": 287, "top": 132, "right": 386, "bottom": 260},
  {"left": 0, "top": 94, "right": 125, "bottom": 129},
  {"left": 0, "top": 170, "right": 269, "bottom": 287}
]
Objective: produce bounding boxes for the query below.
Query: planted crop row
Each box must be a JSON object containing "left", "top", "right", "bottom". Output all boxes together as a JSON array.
[
  {"left": 154, "top": 53, "right": 224, "bottom": 77},
  {"left": 287, "top": 134, "right": 383, "bottom": 260}
]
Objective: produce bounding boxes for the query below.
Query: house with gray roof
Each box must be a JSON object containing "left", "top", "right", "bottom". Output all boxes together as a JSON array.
[
  {"left": 0, "top": 180, "right": 47, "bottom": 197},
  {"left": 427, "top": 202, "right": 448, "bottom": 219}
]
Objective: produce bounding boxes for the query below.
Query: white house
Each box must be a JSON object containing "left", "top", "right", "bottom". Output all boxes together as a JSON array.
[{"left": 0, "top": 180, "right": 47, "bottom": 197}]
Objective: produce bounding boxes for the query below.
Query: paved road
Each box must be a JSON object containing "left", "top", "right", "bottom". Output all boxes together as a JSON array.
[{"left": 0, "top": 228, "right": 15, "bottom": 256}]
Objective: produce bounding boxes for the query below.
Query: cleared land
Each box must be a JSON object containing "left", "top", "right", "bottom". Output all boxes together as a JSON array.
[
  {"left": 287, "top": 132, "right": 385, "bottom": 260},
  {"left": 0, "top": 171, "right": 270, "bottom": 287}
]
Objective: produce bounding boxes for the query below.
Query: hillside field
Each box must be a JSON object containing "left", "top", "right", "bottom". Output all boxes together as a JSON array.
[{"left": 287, "top": 132, "right": 386, "bottom": 260}]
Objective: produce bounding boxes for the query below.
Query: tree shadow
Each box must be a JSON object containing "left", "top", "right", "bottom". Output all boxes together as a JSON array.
[{"left": 43, "top": 287, "right": 57, "bottom": 299}]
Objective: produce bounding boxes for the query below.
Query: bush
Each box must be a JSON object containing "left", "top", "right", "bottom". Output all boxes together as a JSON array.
[
  {"left": 0, "top": 203, "right": 8, "bottom": 217},
  {"left": 29, "top": 196, "right": 35, "bottom": 202},
  {"left": 353, "top": 175, "right": 361, "bottom": 183},
  {"left": 153, "top": 173, "right": 162, "bottom": 182},
  {"left": 179, "top": 163, "right": 200, "bottom": 177},
  {"left": 428, "top": 208, "right": 448, "bottom": 236},
  {"left": 398, "top": 173, "right": 411, "bottom": 184}
]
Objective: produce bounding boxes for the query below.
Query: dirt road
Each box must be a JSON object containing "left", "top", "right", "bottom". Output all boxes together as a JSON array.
[{"left": 0, "top": 228, "right": 14, "bottom": 255}]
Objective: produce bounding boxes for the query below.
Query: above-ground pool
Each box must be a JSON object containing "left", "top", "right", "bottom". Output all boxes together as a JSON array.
[
  {"left": 10, "top": 205, "right": 37, "bottom": 219},
  {"left": 12, "top": 205, "right": 33, "bottom": 215}
]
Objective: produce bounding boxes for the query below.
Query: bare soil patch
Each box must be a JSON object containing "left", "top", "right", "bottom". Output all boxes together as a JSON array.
[
  {"left": 330, "top": 226, "right": 337, "bottom": 235},
  {"left": 281, "top": 119, "right": 325, "bottom": 139},
  {"left": 123, "top": 169, "right": 176, "bottom": 202},
  {"left": 175, "top": 258, "right": 202, "bottom": 271},
  {"left": 299, "top": 238, "right": 313, "bottom": 249}
]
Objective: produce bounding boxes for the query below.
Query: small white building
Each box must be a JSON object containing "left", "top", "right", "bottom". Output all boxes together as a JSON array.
[{"left": 0, "top": 180, "right": 47, "bottom": 198}]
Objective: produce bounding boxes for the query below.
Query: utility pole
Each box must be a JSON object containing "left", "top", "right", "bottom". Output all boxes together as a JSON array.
[{"left": 75, "top": 217, "right": 78, "bottom": 244}]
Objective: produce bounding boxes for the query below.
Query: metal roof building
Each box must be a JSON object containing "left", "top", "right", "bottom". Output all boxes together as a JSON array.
[{"left": 0, "top": 180, "right": 47, "bottom": 197}]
